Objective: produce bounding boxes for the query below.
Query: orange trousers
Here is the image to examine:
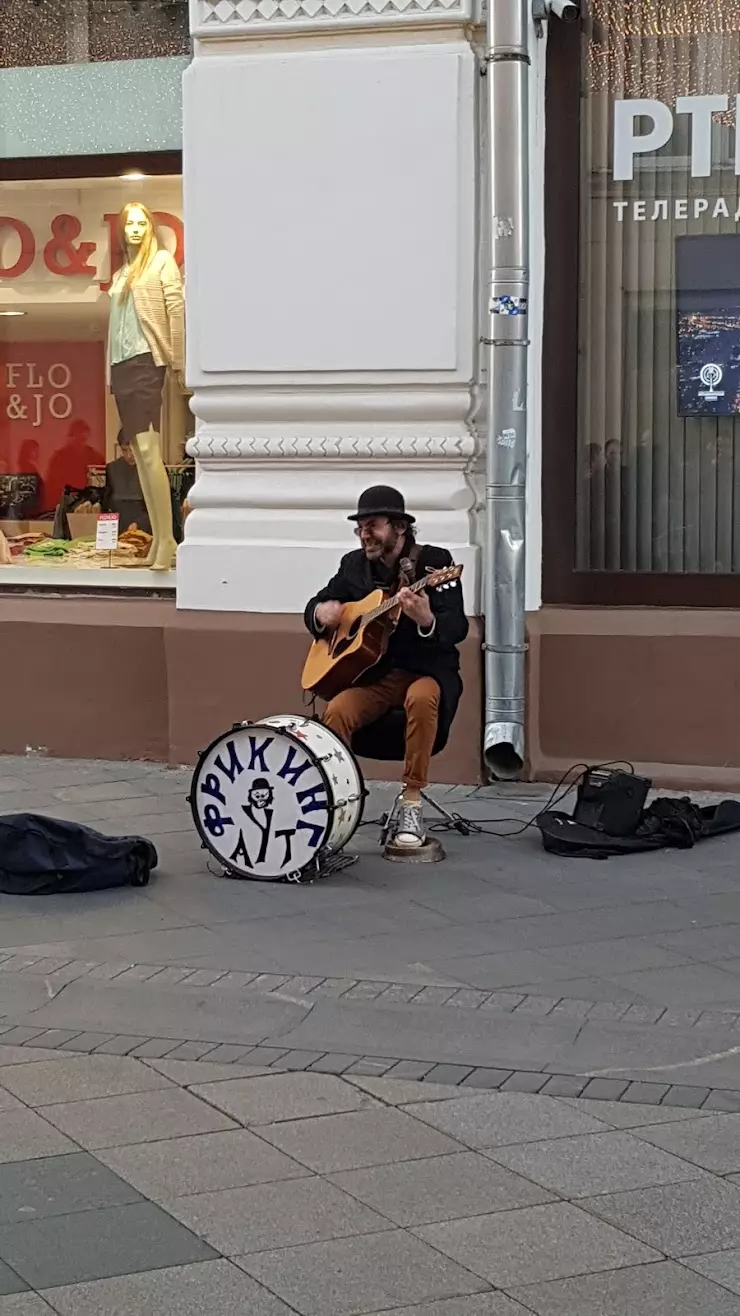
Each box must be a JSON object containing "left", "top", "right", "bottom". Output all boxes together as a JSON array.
[{"left": 322, "top": 669, "right": 440, "bottom": 792}]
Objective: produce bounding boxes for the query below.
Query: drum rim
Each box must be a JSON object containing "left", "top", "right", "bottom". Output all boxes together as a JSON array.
[{"left": 189, "top": 719, "right": 337, "bottom": 880}]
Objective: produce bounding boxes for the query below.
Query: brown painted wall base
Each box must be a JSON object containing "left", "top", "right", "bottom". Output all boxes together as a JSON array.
[
  {"left": 528, "top": 607, "right": 740, "bottom": 792},
  {"left": 0, "top": 596, "right": 484, "bottom": 784}
]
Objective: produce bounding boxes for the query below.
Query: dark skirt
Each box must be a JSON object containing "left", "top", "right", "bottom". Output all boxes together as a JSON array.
[{"left": 110, "top": 352, "right": 166, "bottom": 446}]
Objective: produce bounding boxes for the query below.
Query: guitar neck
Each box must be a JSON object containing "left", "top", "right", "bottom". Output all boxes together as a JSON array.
[{"left": 364, "top": 576, "right": 426, "bottom": 627}]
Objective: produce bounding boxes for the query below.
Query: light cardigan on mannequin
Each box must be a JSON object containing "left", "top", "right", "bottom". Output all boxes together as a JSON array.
[{"left": 107, "top": 249, "right": 185, "bottom": 380}]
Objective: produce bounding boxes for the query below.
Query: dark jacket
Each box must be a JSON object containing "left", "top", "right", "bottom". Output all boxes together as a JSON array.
[{"left": 304, "top": 541, "right": 468, "bottom": 738}]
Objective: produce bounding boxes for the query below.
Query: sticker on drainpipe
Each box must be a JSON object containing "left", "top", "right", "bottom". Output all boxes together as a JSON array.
[{"left": 490, "top": 295, "right": 528, "bottom": 316}]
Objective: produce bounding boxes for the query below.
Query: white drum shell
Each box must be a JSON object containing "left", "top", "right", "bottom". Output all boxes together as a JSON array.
[
  {"left": 190, "top": 716, "right": 364, "bottom": 880},
  {"left": 260, "top": 716, "right": 364, "bottom": 852}
]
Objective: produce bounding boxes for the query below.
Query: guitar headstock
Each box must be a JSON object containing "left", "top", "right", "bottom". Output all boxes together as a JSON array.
[{"left": 423, "top": 563, "right": 463, "bottom": 592}]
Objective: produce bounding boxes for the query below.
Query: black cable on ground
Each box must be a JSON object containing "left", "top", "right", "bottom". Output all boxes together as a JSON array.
[{"left": 425, "top": 760, "right": 637, "bottom": 839}]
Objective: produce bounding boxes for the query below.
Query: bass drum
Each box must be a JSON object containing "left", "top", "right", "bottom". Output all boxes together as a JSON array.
[{"left": 189, "top": 716, "right": 365, "bottom": 882}]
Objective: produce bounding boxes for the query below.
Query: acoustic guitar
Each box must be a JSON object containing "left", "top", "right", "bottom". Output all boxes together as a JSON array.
[{"left": 301, "top": 563, "right": 463, "bottom": 702}]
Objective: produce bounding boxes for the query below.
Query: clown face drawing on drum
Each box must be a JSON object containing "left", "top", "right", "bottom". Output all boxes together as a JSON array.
[{"left": 190, "top": 717, "right": 365, "bottom": 881}]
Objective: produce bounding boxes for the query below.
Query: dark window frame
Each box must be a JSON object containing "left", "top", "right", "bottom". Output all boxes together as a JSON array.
[
  {"left": 0, "top": 152, "right": 181, "bottom": 182},
  {"left": 541, "top": 22, "right": 740, "bottom": 608}
]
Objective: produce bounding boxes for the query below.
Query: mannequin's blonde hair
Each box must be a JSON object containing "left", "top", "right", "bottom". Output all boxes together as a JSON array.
[{"left": 118, "top": 202, "right": 159, "bottom": 301}]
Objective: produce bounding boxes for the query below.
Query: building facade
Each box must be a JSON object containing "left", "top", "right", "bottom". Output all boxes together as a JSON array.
[
  {"left": 0, "top": 0, "right": 496, "bottom": 781},
  {"left": 531, "top": 0, "right": 740, "bottom": 790},
  {"left": 6, "top": 0, "right": 732, "bottom": 790}
]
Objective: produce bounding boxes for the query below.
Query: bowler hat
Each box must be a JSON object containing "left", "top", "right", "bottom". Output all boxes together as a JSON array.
[{"left": 348, "top": 485, "right": 415, "bottom": 525}]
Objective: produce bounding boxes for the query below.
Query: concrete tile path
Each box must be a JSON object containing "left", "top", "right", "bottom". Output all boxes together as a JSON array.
[
  {"left": 4, "top": 754, "right": 740, "bottom": 1308},
  {"left": 0, "top": 1055, "right": 737, "bottom": 1311},
  {"left": 3, "top": 755, "right": 740, "bottom": 1094}
]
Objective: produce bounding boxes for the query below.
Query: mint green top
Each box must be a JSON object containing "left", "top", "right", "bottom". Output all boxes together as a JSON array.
[{"left": 109, "top": 279, "right": 150, "bottom": 365}]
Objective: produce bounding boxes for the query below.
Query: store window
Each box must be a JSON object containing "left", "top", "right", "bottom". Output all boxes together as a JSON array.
[
  {"left": 576, "top": 0, "right": 740, "bottom": 576},
  {"left": 0, "top": 170, "right": 193, "bottom": 579},
  {"left": 3, "top": 0, "right": 189, "bottom": 69}
]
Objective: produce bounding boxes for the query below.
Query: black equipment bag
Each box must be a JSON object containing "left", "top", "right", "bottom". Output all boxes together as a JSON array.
[
  {"left": 0, "top": 814, "right": 158, "bottom": 895},
  {"left": 538, "top": 796, "right": 740, "bottom": 860}
]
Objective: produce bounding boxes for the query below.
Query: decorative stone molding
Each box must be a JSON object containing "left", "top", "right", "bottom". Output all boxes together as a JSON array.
[
  {"left": 191, "top": 0, "right": 473, "bottom": 38},
  {"left": 190, "top": 388, "right": 474, "bottom": 427},
  {"left": 179, "top": 457, "right": 480, "bottom": 611},
  {"left": 187, "top": 433, "right": 477, "bottom": 461}
]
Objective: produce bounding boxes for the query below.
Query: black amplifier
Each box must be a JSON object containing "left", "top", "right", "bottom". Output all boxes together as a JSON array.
[{"left": 573, "top": 769, "right": 652, "bottom": 837}]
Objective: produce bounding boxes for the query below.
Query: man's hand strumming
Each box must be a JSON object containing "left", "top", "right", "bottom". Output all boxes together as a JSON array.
[{"left": 315, "top": 601, "right": 343, "bottom": 631}]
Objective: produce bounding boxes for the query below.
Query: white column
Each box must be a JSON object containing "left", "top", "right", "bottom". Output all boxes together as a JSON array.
[{"left": 180, "top": 0, "right": 480, "bottom": 615}]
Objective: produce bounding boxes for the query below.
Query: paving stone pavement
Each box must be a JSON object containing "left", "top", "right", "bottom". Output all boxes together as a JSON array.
[
  {"left": 0, "top": 1054, "right": 739, "bottom": 1312},
  {"left": 5, "top": 754, "right": 740, "bottom": 1107},
  {"left": 6, "top": 756, "right": 740, "bottom": 1308}
]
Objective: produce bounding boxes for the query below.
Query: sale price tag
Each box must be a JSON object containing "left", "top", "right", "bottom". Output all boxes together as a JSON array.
[{"left": 96, "top": 513, "right": 119, "bottom": 551}]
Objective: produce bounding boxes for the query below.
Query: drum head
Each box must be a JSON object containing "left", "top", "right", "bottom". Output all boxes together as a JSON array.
[{"left": 190, "top": 722, "right": 333, "bottom": 881}]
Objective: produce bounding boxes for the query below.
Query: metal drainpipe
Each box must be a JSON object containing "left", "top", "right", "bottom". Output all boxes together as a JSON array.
[{"left": 482, "top": 0, "right": 530, "bottom": 780}]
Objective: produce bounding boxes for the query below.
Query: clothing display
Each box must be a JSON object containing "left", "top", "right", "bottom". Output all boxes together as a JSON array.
[
  {"left": 109, "top": 288, "right": 151, "bottom": 365},
  {"left": 125, "top": 248, "right": 184, "bottom": 373},
  {"left": 106, "top": 204, "right": 186, "bottom": 571},
  {"left": 0, "top": 474, "right": 39, "bottom": 520},
  {"left": 107, "top": 248, "right": 185, "bottom": 376},
  {"left": 110, "top": 353, "right": 166, "bottom": 448},
  {"left": 0, "top": 180, "right": 187, "bottom": 581},
  {"left": 102, "top": 455, "right": 152, "bottom": 533},
  {"left": 107, "top": 243, "right": 182, "bottom": 448}
]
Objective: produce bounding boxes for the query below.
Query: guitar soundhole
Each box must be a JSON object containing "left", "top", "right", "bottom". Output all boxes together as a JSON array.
[{"left": 330, "top": 616, "right": 362, "bottom": 660}]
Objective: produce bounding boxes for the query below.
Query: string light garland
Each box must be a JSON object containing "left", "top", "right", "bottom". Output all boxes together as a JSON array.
[
  {"left": 587, "top": 0, "right": 740, "bottom": 105},
  {"left": 589, "top": 0, "right": 740, "bottom": 39},
  {"left": 2, "top": 0, "right": 189, "bottom": 69}
]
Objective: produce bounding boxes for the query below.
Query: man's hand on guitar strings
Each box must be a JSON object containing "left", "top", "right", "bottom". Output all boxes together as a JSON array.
[
  {"left": 397, "top": 586, "right": 434, "bottom": 630},
  {"left": 315, "top": 600, "right": 343, "bottom": 631}
]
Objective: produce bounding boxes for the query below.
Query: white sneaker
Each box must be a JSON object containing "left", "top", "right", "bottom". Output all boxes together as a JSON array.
[{"left": 394, "top": 801, "right": 425, "bottom": 848}]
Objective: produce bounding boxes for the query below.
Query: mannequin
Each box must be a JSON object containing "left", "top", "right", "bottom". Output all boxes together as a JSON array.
[{"left": 108, "top": 203, "right": 185, "bottom": 570}]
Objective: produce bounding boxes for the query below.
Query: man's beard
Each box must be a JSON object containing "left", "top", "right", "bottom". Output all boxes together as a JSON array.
[{"left": 362, "top": 538, "right": 386, "bottom": 559}]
